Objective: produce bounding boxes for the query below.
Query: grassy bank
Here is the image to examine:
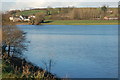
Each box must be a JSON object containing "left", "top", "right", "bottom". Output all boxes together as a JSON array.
[
  {"left": 2, "top": 55, "right": 58, "bottom": 79},
  {"left": 16, "top": 20, "right": 118, "bottom": 25},
  {"left": 0, "top": 60, "right": 2, "bottom": 80},
  {"left": 43, "top": 20, "right": 118, "bottom": 25}
]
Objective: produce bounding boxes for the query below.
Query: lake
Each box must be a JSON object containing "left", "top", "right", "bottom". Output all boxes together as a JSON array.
[{"left": 18, "top": 25, "right": 118, "bottom": 78}]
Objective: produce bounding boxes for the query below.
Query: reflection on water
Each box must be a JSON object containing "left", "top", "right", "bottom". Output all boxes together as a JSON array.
[{"left": 18, "top": 25, "right": 118, "bottom": 78}]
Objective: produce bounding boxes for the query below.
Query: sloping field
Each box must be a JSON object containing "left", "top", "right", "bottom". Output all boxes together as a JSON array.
[{"left": 16, "top": 10, "right": 46, "bottom": 16}]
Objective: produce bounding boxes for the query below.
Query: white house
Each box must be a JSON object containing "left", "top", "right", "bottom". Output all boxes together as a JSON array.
[
  {"left": 24, "top": 18, "right": 30, "bottom": 22},
  {"left": 13, "top": 18, "right": 22, "bottom": 22},
  {"left": 9, "top": 17, "right": 14, "bottom": 21},
  {"left": 20, "top": 15, "right": 30, "bottom": 21},
  {"left": 104, "top": 16, "right": 109, "bottom": 20},
  {"left": 108, "top": 17, "right": 118, "bottom": 20},
  {"left": 19, "top": 15, "right": 24, "bottom": 20},
  {"left": 9, "top": 16, "right": 22, "bottom": 22},
  {"left": 9, "top": 15, "right": 30, "bottom": 22},
  {"left": 28, "top": 15, "right": 36, "bottom": 19}
]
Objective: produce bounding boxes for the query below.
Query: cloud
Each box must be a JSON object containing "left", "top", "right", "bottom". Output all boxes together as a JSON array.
[
  {"left": 1, "top": 0, "right": 120, "bottom": 2},
  {"left": 1, "top": 0, "right": 118, "bottom": 11},
  {"left": 2, "top": 2, "right": 46, "bottom": 11}
]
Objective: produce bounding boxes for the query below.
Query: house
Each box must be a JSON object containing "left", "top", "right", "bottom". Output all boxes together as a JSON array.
[
  {"left": 19, "top": 15, "right": 24, "bottom": 20},
  {"left": 13, "top": 17, "right": 22, "bottom": 22},
  {"left": 20, "top": 15, "right": 30, "bottom": 22},
  {"left": 103, "top": 16, "right": 109, "bottom": 20},
  {"left": 28, "top": 15, "right": 36, "bottom": 19},
  {"left": 107, "top": 10, "right": 113, "bottom": 14},
  {"left": 9, "top": 16, "right": 22, "bottom": 22},
  {"left": 9, "top": 15, "right": 30, "bottom": 22},
  {"left": 103, "top": 16, "right": 118, "bottom": 20},
  {"left": 23, "top": 19, "right": 30, "bottom": 22},
  {"left": 9, "top": 17, "right": 14, "bottom": 21},
  {"left": 108, "top": 17, "right": 118, "bottom": 20}
]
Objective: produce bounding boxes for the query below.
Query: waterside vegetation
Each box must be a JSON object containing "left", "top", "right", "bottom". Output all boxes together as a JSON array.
[{"left": 1, "top": 13, "right": 59, "bottom": 79}]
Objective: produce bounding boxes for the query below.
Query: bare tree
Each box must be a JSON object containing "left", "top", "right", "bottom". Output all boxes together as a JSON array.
[
  {"left": 29, "top": 13, "right": 45, "bottom": 25},
  {"left": 2, "top": 13, "right": 27, "bottom": 57},
  {"left": 34, "top": 13, "right": 45, "bottom": 25},
  {"left": 101, "top": 5, "right": 108, "bottom": 18}
]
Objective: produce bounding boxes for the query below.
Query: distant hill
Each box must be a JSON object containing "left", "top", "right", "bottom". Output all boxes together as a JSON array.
[
  {"left": 11, "top": 7, "right": 118, "bottom": 20},
  {"left": 16, "top": 10, "right": 47, "bottom": 16}
]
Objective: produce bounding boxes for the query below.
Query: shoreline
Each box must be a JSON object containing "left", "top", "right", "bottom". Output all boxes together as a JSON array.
[
  {"left": 16, "top": 23, "right": 118, "bottom": 25},
  {"left": 16, "top": 20, "right": 118, "bottom": 25},
  {"left": 2, "top": 55, "right": 58, "bottom": 79}
]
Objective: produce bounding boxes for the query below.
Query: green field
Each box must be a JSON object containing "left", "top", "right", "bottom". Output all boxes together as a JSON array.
[
  {"left": 42, "top": 20, "right": 118, "bottom": 25},
  {"left": 16, "top": 20, "right": 118, "bottom": 25},
  {"left": 16, "top": 10, "right": 47, "bottom": 16}
]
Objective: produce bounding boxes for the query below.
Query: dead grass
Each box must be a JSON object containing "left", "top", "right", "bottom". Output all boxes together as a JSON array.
[{"left": 0, "top": 27, "right": 2, "bottom": 44}]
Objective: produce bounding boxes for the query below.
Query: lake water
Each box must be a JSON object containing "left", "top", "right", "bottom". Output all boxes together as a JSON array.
[{"left": 18, "top": 25, "right": 118, "bottom": 78}]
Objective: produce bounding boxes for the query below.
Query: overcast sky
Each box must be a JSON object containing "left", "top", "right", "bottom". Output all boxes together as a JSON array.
[{"left": 1, "top": 0, "right": 120, "bottom": 11}]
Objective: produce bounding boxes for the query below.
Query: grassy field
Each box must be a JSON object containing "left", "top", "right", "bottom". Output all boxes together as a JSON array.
[
  {"left": 16, "top": 20, "right": 118, "bottom": 25},
  {"left": 16, "top": 10, "right": 46, "bottom": 16},
  {"left": 42, "top": 20, "right": 118, "bottom": 25}
]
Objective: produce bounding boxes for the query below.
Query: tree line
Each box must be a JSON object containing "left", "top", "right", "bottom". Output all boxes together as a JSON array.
[
  {"left": 8, "top": 6, "right": 118, "bottom": 24},
  {"left": 49, "top": 6, "right": 118, "bottom": 20}
]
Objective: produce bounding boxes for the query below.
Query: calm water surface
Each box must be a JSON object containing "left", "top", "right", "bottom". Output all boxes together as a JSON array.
[{"left": 18, "top": 25, "right": 118, "bottom": 78}]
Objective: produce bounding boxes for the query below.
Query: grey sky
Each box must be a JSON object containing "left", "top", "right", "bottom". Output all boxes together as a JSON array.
[{"left": 1, "top": 0, "right": 119, "bottom": 11}]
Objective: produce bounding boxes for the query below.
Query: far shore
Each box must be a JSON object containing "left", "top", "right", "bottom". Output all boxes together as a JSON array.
[{"left": 16, "top": 20, "right": 118, "bottom": 25}]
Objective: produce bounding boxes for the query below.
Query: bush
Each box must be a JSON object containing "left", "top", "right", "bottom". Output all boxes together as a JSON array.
[{"left": 34, "top": 13, "right": 45, "bottom": 25}]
